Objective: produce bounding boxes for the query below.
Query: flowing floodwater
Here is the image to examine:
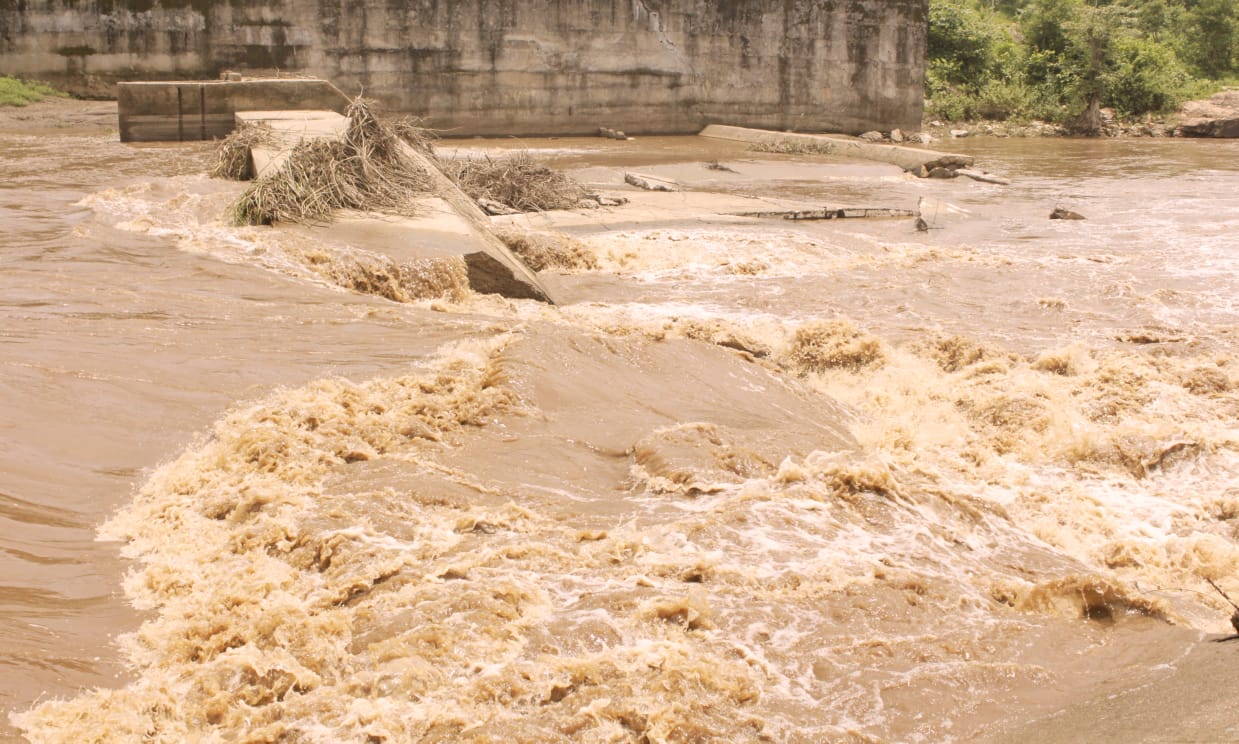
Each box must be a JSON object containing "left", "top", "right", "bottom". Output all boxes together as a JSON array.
[{"left": 3, "top": 102, "right": 1238, "bottom": 742}]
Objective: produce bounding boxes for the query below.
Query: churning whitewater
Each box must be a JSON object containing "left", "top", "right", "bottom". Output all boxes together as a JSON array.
[{"left": 3, "top": 108, "right": 1239, "bottom": 742}]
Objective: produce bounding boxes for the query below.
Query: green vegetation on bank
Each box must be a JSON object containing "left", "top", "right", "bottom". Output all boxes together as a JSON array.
[
  {"left": 0, "top": 76, "right": 65, "bottom": 107},
  {"left": 927, "top": 0, "right": 1236, "bottom": 131}
]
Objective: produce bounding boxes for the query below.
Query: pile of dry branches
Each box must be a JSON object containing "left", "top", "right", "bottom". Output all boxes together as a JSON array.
[
  {"left": 389, "top": 115, "right": 438, "bottom": 156},
  {"left": 229, "top": 99, "right": 431, "bottom": 226},
  {"left": 219, "top": 97, "right": 588, "bottom": 225},
  {"left": 209, "top": 124, "right": 274, "bottom": 181},
  {"left": 438, "top": 151, "right": 589, "bottom": 213}
]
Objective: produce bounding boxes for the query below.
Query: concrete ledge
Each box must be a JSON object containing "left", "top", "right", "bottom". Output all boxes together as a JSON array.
[
  {"left": 238, "top": 109, "right": 553, "bottom": 303},
  {"left": 699, "top": 125, "right": 974, "bottom": 172},
  {"left": 239, "top": 110, "right": 350, "bottom": 177},
  {"left": 118, "top": 78, "right": 349, "bottom": 143}
]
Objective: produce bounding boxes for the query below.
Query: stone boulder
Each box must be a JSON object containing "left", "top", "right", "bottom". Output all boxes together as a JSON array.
[{"left": 1176, "top": 91, "right": 1239, "bottom": 138}]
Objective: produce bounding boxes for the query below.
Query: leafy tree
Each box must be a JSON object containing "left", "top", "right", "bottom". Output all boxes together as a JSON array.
[
  {"left": 1126, "top": 0, "right": 1187, "bottom": 43},
  {"left": 1019, "top": 0, "right": 1080, "bottom": 55},
  {"left": 1183, "top": 0, "right": 1237, "bottom": 77},
  {"left": 1062, "top": 4, "right": 1134, "bottom": 131},
  {"left": 1104, "top": 35, "right": 1192, "bottom": 114},
  {"left": 927, "top": 0, "right": 1009, "bottom": 93},
  {"left": 925, "top": 0, "right": 1235, "bottom": 126}
]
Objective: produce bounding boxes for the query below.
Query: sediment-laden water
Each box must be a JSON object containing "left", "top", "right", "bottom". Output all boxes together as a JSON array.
[{"left": 3, "top": 103, "right": 1238, "bottom": 742}]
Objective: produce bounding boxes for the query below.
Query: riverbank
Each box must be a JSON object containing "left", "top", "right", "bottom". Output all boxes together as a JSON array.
[
  {"left": 923, "top": 113, "right": 1173, "bottom": 140},
  {"left": 923, "top": 88, "right": 1239, "bottom": 141},
  {"left": 0, "top": 96, "right": 116, "bottom": 132},
  {"left": 11, "top": 88, "right": 1238, "bottom": 145}
]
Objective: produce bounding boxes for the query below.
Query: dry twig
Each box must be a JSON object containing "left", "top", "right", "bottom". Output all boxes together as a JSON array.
[{"left": 1205, "top": 578, "right": 1239, "bottom": 634}]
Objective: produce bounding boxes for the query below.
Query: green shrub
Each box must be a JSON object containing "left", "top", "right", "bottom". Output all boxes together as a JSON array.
[
  {"left": 1183, "top": 0, "right": 1238, "bottom": 78},
  {"left": 925, "top": 88, "right": 977, "bottom": 121},
  {"left": 928, "top": 0, "right": 1237, "bottom": 126},
  {"left": 974, "top": 79, "right": 1039, "bottom": 121},
  {"left": 1103, "top": 36, "right": 1192, "bottom": 115},
  {"left": 928, "top": 0, "right": 1015, "bottom": 95}
]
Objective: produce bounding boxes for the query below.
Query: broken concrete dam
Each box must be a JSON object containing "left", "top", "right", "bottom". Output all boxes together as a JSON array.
[{"left": 0, "top": 0, "right": 927, "bottom": 136}]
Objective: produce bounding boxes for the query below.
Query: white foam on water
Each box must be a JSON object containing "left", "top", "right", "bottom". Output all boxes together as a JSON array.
[{"left": 15, "top": 136, "right": 1239, "bottom": 743}]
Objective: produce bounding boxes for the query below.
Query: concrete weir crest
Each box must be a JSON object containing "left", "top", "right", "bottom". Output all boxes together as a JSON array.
[
  {"left": 121, "top": 82, "right": 555, "bottom": 304},
  {"left": 239, "top": 108, "right": 555, "bottom": 304}
]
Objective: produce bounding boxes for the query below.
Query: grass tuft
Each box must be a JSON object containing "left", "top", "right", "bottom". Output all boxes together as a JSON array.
[{"left": 0, "top": 76, "right": 65, "bottom": 107}]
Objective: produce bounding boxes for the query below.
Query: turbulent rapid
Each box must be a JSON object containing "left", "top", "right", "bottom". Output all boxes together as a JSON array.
[{"left": 3, "top": 102, "right": 1238, "bottom": 742}]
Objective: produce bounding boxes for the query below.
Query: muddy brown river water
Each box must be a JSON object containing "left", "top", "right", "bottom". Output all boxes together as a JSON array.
[{"left": 2, "top": 101, "right": 1238, "bottom": 742}]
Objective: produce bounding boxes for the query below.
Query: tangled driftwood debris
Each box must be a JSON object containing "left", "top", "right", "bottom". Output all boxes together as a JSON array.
[
  {"left": 389, "top": 115, "right": 438, "bottom": 155},
  {"left": 216, "top": 102, "right": 589, "bottom": 224},
  {"left": 228, "top": 99, "right": 431, "bottom": 226},
  {"left": 210, "top": 123, "right": 275, "bottom": 181},
  {"left": 438, "top": 151, "right": 590, "bottom": 213},
  {"left": 624, "top": 172, "right": 679, "bottom": 192}
]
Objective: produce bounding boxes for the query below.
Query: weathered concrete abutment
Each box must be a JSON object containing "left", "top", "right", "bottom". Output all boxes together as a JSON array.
[
  {"left": 118, "top": 79, "right": 348, "bottom": 142},
  {"left": 0, "top": 0, "right": 927, "bottom": 136}
]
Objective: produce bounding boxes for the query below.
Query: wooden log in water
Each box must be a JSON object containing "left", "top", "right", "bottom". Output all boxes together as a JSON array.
[
  {"left": 957, "top": 168, "right": 1011, "bottom": 185},
  {"left": 624, "top": 172, "right": 680, "bottom": 192}
]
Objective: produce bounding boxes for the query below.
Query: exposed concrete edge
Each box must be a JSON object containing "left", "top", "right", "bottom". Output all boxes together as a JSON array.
[
  {"left": 396, "top": 142, "right": 555, "bottom": 304},
  {"left": 237, "top": 106, "right": 554, "bottom": 304},
  {"left": 699, "top": 125, "right": 975, "bottom": 172},
  {"left": 240, "top": 110, "right": 351, "bottom": 178}
]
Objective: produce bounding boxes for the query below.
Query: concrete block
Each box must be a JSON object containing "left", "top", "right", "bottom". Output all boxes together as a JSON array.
[{"left": 118, "top": 78, "right": 349, "bottom": 143}]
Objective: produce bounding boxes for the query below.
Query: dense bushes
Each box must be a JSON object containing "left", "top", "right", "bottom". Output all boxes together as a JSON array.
[{"left": 926, "top": 0, "right": 1236, "bottom": 130}]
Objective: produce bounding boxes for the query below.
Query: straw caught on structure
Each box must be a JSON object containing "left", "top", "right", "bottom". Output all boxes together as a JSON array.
[
  {"left": 439, "top": 151, "right": 589, "bottom": 213},
  {"left": 389, "top": 115, "right": 439, "bottom": 156},
  {"left": 210, "top": 123, "right": 275, "bottom": 181},
  {"left": 229, "top": 98, "right": 431, "bottom": 226}
]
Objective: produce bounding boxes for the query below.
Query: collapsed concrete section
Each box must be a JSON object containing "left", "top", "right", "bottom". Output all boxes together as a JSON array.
[{"left": 239, "top": 110, "right": 554, "bottom": 304}]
